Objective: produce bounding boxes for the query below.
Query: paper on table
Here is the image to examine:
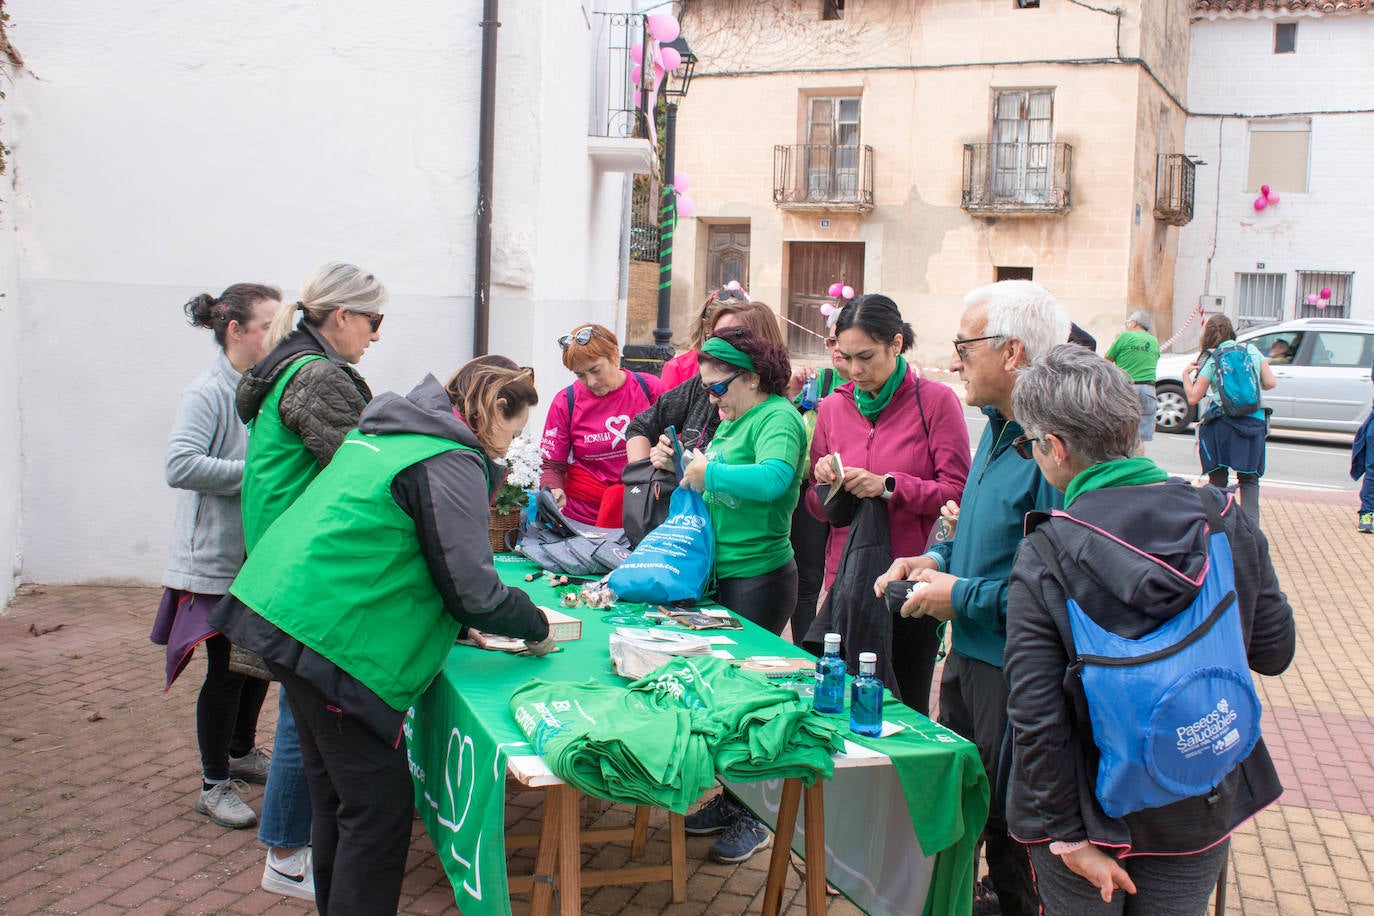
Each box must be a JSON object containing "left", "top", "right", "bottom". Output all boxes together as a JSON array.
[{"left": 703, "top": 635, "right": 737, "bottom": 645}]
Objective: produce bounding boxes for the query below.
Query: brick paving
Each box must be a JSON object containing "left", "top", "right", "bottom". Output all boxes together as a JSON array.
[{"left": 0, "top": 484, "right": 1371, "bottom": 914}]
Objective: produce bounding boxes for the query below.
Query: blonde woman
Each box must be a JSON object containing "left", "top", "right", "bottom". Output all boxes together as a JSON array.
[{"left": 234, "top": 261, "right": 387, "bottom": 901}]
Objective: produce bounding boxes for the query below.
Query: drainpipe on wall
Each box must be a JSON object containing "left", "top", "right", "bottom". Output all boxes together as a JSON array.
[{"left": 474, "top": 0, "right": 500, "bottom": 357}]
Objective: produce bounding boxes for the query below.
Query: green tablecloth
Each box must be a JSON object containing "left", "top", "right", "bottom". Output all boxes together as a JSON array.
[{"left": 406, "top": 554, "right": 988, "bottom": 916}]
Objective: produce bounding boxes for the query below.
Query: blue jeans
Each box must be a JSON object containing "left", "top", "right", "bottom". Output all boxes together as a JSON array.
[
  {"left": 1360, "top": 417, "right": 1374, "bottom": 513},
  {"left": 257, "top": 685, "right": 314, "bottom": 849}
]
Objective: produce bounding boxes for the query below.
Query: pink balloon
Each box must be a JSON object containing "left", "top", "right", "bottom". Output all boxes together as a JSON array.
[
  {"left": 1265, "top": 190, "right": 1279, "bottom": 204},
  {"left": 1316, "top": 299, "right": 1328, "bottom": 310},
  {"left": 1307, "top": 293, "right": 1320, "bottom": 305},
  {"left": 1260, "top": 184, "right": 1271, "bottom": 198},
  {"left": 630, "top": 42, "right": 644, "bottom": 63},
  {"left": 827, "top": 282, "right": 843, "bottom": 298},
  {"left": 660, "top": 46, "right": 682, "bottom": 71},
  {"left": 842, "top": 285, "right": 855, "bottom": 299},
  {"left": 630, "top": 64, "right": 642, "bottom": 85},
  {"left": 647, "top": 14, "right": 680, "bottom": 43},
  {"left": 675, "top": 193, "right": 695, "bottom": 218},
  {"left": 1253, "top": 196, "right": 1268, "bottom": 211},
  {"left": 1320, "top": 287, "right": 1332, "bottom": 300},
  {"left": 674, "top": 171, "right": 691, "bottom": 192}
]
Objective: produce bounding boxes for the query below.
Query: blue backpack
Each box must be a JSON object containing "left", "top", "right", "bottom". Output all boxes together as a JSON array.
[
  {"left": 1027, "top": 490, "right": 1263, "bottom": 819},
  {"left": 1208, "top": 342, "right": 1262, "bottom": 417}
]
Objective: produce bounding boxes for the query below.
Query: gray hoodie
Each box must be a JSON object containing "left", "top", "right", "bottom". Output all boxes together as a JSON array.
[{"left": 162, "top": 352, "right": 247, "bottom": 594}]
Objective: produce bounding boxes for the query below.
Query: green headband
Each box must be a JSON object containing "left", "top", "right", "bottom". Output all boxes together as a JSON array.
[{"left": 701, "top": 335, "right": 756, "bottom": 372}]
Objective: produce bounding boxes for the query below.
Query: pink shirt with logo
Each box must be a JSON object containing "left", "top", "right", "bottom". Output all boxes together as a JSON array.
[{"left": 539, "top": 370, "right": 662, "bottom": 523}]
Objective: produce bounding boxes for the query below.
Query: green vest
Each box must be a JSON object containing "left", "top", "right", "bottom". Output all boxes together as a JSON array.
[
  {"left": 241, "top": 355, "right": 329, "bottom": 552},
  {"left": 231, "top": 430, "right": 480, "bottom": 711}
]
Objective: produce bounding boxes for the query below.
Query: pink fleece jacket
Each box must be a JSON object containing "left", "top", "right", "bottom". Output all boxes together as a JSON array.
[{"left": 806, "top": 371, "right": 972, "bottom": 587}]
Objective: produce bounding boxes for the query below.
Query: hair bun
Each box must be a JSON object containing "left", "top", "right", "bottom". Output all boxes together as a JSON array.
[{"left": 183, "top": 293, "right": 219, "bottom": 329}]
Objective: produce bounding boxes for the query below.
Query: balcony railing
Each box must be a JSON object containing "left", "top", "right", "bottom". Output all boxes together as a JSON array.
[
  {"left": 1154, "top": 153, "right": 1195, "bottom": 226},
  {"left": 773, "top": 144, "right": 874, "bottom": 211},
  {"left": 961, "top": 142, "right": 1072, "bottom": 216}
]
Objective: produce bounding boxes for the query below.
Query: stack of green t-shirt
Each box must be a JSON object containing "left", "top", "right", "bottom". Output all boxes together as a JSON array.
[
  {"left": 509, "top": 657, "right": 844, "bottom": 810},
  {"left": 629, "top": 656, "right": 844, "bottom": 786},
  {"left": 509, "top": 679, "right": 718, "bottom": 814}
]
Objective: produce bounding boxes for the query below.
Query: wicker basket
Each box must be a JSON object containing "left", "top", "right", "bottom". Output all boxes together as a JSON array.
[{"left": 488, "top": 507, "right": 521, "bottom": 553}]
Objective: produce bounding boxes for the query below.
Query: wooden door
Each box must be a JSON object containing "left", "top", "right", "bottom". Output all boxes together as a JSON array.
[
  {"left": 787, "top": 242, "right": 864, "bottom": 356},
  {"left": 706, "top": 224, "right": 750, "bottom": 293}
]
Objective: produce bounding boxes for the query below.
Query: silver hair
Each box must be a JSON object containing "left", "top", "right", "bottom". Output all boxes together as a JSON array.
[
  {"left": 266, "top": 262, "right": 389, "bottom": 347},
  {"left": 1011, "top": 344, "right": 1141, "bottom": 464},
  {"left": 964, "top": 280, "right": 1072, "bottom": 362},
  {"left": 1126, "top": 309, "right": 1152, "bottom": 331}
]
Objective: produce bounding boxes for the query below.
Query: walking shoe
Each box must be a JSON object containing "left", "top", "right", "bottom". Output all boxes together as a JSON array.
[
  {"left": 228, "top": 746, "right": 272, "bottom": 784},
  {"left": 262, "top": 846, "right": 316, "bottom": 902},
  {"left": 194, "top": 780, "right": 257, "bottom": 829},
  {"left": 685, "top": 792, "right": 746, "bottom": 836},
  {"left": 972, "top": 875, "right": 1001, "bottom": 916},
  {"left": 708, "top": 814, "right": 772, "bottom": 864},
  {"left": 1359, "top": 512, "right": 1373, "bottom": 533}
]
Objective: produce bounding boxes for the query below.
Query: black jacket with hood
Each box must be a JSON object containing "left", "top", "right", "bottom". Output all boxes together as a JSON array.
[
  {"left": 236, "top": 322, "right": 373, "bottom": 466},
  {"left": 1005, "top": 478, "right": 1295, "bottom": 856},
  {"left": 213, "top": 375, "right": 550, "bottom": 743}
]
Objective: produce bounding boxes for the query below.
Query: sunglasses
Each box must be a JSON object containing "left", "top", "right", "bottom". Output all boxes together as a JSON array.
[
  {"left": 701, "top": 370, "right": 743, "bottom": 398},
  {"left": 953, "top": 334, "right": 1003, "bottom": 361},
  {"left": 1011, "top": 433, "right": 1042, "bottom": 460},
  {"left": 557, "top": 327, "right": 612, "bottom": 351},
  {"left": 358, "top": 311, "right": 385, "bottom": 333}
]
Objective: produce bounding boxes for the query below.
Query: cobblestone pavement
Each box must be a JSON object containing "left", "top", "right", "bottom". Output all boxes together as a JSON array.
[{"left": 1, "top": 486, "right": 1370, "bottom": 914}]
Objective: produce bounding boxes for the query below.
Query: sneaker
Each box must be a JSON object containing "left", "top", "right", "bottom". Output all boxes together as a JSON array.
[
  {"left": 685, "top": 793, "right": 746, "bottom": 836},
  {"left": 972, "top": 875, "right": 1001, "bottom": 916},
  {"left": 1359, "top": 512, "right": 1373, "bottom": 534},
  {"left": 262, "top": 847, "right": 316, "bottom": 902},
  {"left": 708, "top": 814, "right": 772, "bottom": 864},
  {"left": 228, "top": 747, "right": 272, "bottom": 784},
  {"left": 194, "top": 780, "right": 257, "bottom": 829}
]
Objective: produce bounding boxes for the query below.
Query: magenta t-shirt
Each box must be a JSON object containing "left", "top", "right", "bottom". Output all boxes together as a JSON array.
[{"left": 539, "top": 371, "right": 662, "bottom": 522}]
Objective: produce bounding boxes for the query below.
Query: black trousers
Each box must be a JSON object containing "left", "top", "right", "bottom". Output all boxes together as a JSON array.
[
  {"left": 197, "top": 634, "right": 269, "bottom": 781},
  {"left": 890, "top": 614, "right": 940, "bottom": 718},
  {"left": 938, "top": 652, "right": 1039, "bottom": 916},
  {"left": 269, "top": 663, "right": 414, "bottom": 916},
  {"left": 788, "top": 492, "right": 829, "bottom": 651},
  {"left": 717, "top": 559, "right": 798, "bottom": 636}
]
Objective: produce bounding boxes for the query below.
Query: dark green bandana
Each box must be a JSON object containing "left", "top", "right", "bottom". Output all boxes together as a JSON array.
[
  {"left": 700, "top": 335, "right": 756, "bottom": 372},
  {"left": 854, "top": 356, "right": 907, "bottom": 422},
  {"left": 1063, "top": 456, "right": 1169, "bottom": 507}
]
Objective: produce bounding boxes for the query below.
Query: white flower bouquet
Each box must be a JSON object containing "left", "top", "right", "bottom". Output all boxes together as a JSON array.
[{"left": 493, "top": 434, "right": 542, "bottom": 515}]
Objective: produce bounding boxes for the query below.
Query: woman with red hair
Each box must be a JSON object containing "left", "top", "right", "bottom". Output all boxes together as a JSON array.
[{"left": 540, "top": 323, "right": 662, "bottom": 525}]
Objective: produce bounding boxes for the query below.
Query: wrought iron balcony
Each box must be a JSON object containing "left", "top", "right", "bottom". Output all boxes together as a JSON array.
[
  {"left": 773, "top": 144, "right": 874, "bottom": 211},
  {"left": 961, "top": 142, "right": 1072, "bottom": 217},
  {"left": 1154, "top": 153, "right": 1196, "bottom": 226}
]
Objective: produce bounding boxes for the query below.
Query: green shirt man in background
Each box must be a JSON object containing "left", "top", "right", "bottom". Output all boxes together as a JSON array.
[{"left": 1105, "top": 309, "right": 1162, "bottom": 444}]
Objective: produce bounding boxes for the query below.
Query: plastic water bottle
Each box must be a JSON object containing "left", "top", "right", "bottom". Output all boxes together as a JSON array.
[
  {"left": 813, "top": 633, "right": 846, "bottom": 714},
  {"left": 850, "top": 652, "right": 883, "bottom": 737},
  {"left": 799, "top": 372, "right": 820, "bottom": 410}
]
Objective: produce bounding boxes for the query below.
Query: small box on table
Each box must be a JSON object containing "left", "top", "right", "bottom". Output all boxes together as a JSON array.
[{"left": 540, "top": 607, "right": 583, "bottom": 642}]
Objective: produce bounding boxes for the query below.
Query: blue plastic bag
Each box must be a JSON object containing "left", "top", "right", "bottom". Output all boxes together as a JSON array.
[{"left": 607, "top": 429, "right": 714, "bottom": 603}]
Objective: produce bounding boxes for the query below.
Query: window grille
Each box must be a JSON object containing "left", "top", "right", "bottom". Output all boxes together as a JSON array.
[
  {"left": 1234, "top": 273, "right": 1285, "bottom": 327},
  {"left": 1296, "top": 270, "right": 1354, "bottom": 319}
]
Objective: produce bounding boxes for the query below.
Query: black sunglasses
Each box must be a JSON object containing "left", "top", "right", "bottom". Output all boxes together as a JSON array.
[
  {"left": 1011, "top": 433, "right": 1042, "bottom": 460},
  {"left": 702, "top": 370, "right": 743, "bottom": 398},
  {"left": 953, "top": 334, "right": 1003, "bottom": 361},
  {"left": 557, "top": 327, "right": 612, "bottom": 351},
  {"left": 358, "top": 311, "right": 385, "bottom": 333}
]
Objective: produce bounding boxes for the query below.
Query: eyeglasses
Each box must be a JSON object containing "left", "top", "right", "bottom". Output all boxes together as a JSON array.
[
  {"left": 952, "top": 334, "right": 1004, "bottom": 361},
  {"left": 358, "top": 311, "right": 385, "bottom": 333},
  {"left": 558, "top": 327, "right": 612, "bottom": 351},
  {"left": 1011, "top": 434, "right": 1042, "bottom": 460},
  {"left": 701, "top": 370, "right": 743, "bottom": 398}
]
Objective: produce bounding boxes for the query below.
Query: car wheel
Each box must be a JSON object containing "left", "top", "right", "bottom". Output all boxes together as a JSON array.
[{"left": 1154, "top": 383, "right": 1193, "bottom": 434}]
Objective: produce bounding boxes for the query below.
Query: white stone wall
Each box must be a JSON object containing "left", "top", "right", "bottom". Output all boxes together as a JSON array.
[
  {"left": 0, "top": 175, "right": 19, "bottom": 610},
  {"left": 1173, "top": 12, "right": 1374, "bottom": 341},
  {"left": 6, "top": 0, "right": 629, "bottom": 587}
]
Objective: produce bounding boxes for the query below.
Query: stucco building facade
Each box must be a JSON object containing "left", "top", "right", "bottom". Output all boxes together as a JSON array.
[{"left": 667, "top": 0, "right": 1195, "bottom": 367}]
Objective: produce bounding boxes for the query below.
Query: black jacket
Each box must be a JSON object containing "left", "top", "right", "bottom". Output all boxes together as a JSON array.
[
  {"left": 1005, "top": 478, "right": 1295, "bottom": 855},
  {"left": 236, "top": 323, "right": 373, "bottom": 466},
  {"left": 213, "top": 376, "right": 549, "bottom": 742},
  {"left": 625, "top": 377, "right": 720, "bottom": 452}
]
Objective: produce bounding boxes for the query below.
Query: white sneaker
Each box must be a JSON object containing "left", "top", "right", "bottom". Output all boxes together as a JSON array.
[
  {"left": 194, "top": 780, "right": 257, "bottom": 829},
  {"left": 262, "top": 847, "right": 315, "bottom": 902}
]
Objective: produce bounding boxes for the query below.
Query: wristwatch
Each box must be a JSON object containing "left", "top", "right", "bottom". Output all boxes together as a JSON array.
[{"left": 881, "top": 474, "right": 896, "bottom": 500}]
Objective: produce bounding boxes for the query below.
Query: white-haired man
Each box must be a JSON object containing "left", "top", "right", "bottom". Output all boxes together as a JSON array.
[
  {"left": 876, "top": 280, "right": 1070, "bottom": 916},
  {"left": 1105, "top": 309, "right": 1162, "bottom": 444}
]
